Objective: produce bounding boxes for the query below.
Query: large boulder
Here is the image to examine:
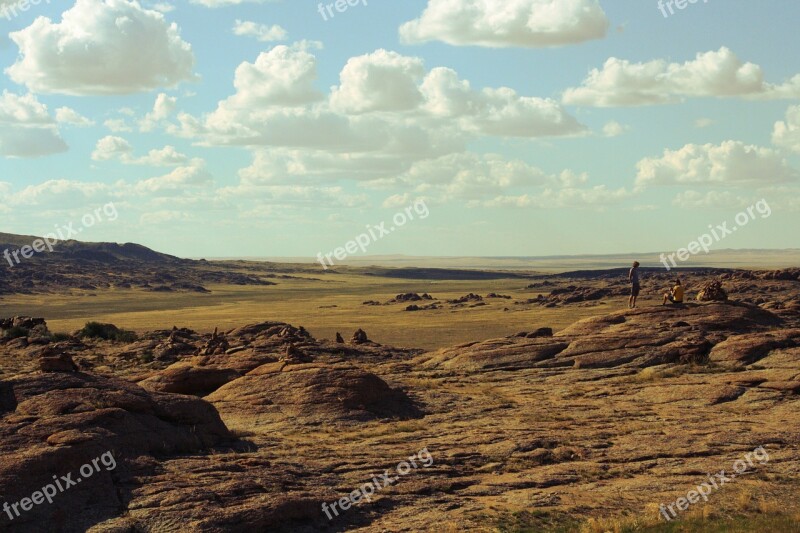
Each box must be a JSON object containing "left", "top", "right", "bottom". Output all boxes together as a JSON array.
[
  {"left": 0, "top": 316, "right": 46, "bottom": 331},
  {"left": 696, "top": 280, "right": 728, "bottom": 301},
  {"left": 39, "top": 353, "right": 79, "bottom": 373},
  {"left": 422, "top": 303, "right": 784, "bottom": 372},
  {"left": 423, "top": 338, "right": 570, "bottom": 372},
  {"left": 207, "top": 364, "right": 421, "bottom": 425},
  {"left": 709, "top": 329, "right": 800, "bottom": 367},
  {"left": 0, "top": 372, "right": 232, "bottom": 531},
  {"left": 138, "top": 361, "right": 242, "bottom": 396}
]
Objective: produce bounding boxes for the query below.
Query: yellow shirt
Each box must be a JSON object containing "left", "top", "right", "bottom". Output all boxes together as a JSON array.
[{"left": 673, "top": 285, "right": 684, "bottom": 302}]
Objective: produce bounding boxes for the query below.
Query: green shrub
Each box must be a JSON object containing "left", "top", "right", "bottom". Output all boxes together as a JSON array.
[
  {"left": 77, "top": 322, "right": 138, "bottom": 343},
  {"left": 2, "top": 326, "right": 29, "bottom": 340},
  {"left": 49, "top": 333, "right": 72, "bottom": 342}
]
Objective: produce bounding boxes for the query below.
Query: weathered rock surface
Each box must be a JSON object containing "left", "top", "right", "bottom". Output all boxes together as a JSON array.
[
  {"left": 207, "top": 364, "right": 421, "bottom": 425},
  {"left": 39, "top": 352, "right": 79, "bottom": 373},
  {"left": 1, "top": 271, "right": 799, "bottom": 532},
  {"left": 422, "top": 302, "right": 781, "bottom": 373},
  {"left": 388, "top": 293, "right": 434, "bottom": 303},
  {"left": 708, "top": 328, "right": 800, "bottom": 367},
  {"left": 0, "top": 372, "right": 234, "bottom": 531},
  {"left": 138, "top": 362, "right": 242, "bottom": 395},
  {"left": 696, "top": 279, "right": 728, "bottom": 301}
]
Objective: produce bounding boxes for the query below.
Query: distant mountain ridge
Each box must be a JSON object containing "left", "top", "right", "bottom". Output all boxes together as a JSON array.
[
  {"left": 0, "top": 233, "right": 275, "bottom": 295},
  {"left": 0, "top": 232, "right": 181, "bottom": 264}
]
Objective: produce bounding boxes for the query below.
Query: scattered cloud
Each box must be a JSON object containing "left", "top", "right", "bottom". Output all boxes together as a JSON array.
[
  {"left": 180, "top": 46, "right": 584, "bottom": 154},
  {"left": 772, "top": 104, "right": 800, "bottom": 153},
  {"left": 5, "top": 179, "right": 115, "bottom": 208},
  {"left": 139, "top": 93, "right": 178, "bottom": 132},
  {"left": 564, "top": 47, "right": 800, "bottom": 107},
  {"left": 92, "top": 135, "right": 189, "bottom": 166},
  {"left": 233, "top": 20, "right": 287, "bottom": 42},
  {"left": 331, "top": 50, "right": 426, "bottom": 114},
  {"left": 602, "top": 120, "right": 628, "bottom": 137},
  {"left": 672, "top": 190, "right": 754, "bottom": 209},
  {"left": 134, "top": 162, "right": 213, "bottom": 193},
  {"left": 167, "top": 44, "right": 588, "bottom": 205},
  {"left": 636, "top": 140, "right": 799, "bottom": 188},
  {"left": 104, "top": 118, "right": 133, "bottom": 133},
  {"left": 91, "top": 135, "right": 133, "bottom": 161},
  {"left": 479, "top": 185, "right": 632, "bottom": 209},
  {"left": 0, "top": 91, "right": 68, "bottom": 158},
  {"left": 400, "top": 0, "right": 609, "bottom": 48},
  {"left": 55, "top": 107, "right": 94, "bottom": 127},
  {"left": 7, "top": 0, "right": 195, "bottom": 95}
]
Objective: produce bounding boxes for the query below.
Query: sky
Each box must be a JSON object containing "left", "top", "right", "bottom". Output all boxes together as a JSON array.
[{"left": 0, "top": 0, "right": 798, "bottom": 260}]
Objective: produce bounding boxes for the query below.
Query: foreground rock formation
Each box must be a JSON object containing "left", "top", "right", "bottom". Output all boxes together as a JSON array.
[{"left": 1, "top": 274, "right": 799, "bottom": 531}]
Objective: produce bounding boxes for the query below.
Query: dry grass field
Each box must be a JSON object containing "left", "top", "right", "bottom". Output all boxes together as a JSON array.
[{"left": 1, "top": 273, "right": 629, "bottom": 351}]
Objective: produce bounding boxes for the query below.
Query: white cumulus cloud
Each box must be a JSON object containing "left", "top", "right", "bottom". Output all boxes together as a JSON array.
[
  {"left": 772, "top": 105, "right": 800, "bottom": 153},
  {"left": 602, "top": 120, "right": 628, "bottom": 137},
  {"left": 139, "top": 93, "right": 178, "bottom": 132},
  {"left": 92, "top": 135, "right": 189, "bottom": 166},
  {"left": 330, "top": 50, "right": 426, "bottom": 114},
  {"left": 0, "top": 91, "right": 68, "bottom": 158},
  {"left": 564, "top": 47, "right": 800, "bottom": 107},
  {"left": 7, "top": 0, "right": 195, "bottom": 95},
  {"left": 55, "top": 107, "right": 95, "bottom": 127},
  {"left": 233, "top": 20, "right": 287, "bottom": 42},
  {"left": 400, "top": 0, "right": 609, "bottom": 48},
  {"left": 636, "top": 141, "right": 799, "bottom": 188}
]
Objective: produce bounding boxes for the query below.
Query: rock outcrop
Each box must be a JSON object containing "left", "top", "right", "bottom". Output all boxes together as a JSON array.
[
  {"left": 138, "top": 361, "right": 242, "bottom": 395},
  {"left": 423, "top": 302, "right": 782, "bottom": 372},
  {"left": 0, "top": 372, "right": 233, "bottom": 531},
  {"left": 39, "top": 352, "right": 79, "bottom": 373},
  {"left": 207, "top": 364, "right": 421, "bottom": 425},
  {"left": 696, "top": 279, "right": 728, "bottom": 301}
]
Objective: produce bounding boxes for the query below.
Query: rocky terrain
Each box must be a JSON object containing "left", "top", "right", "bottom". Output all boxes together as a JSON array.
[
  {"left": 1, "top": 269, "right": 799, "bottom": 532},
  {"left": 0, "top": 235, "right": 306, "bottom": 295}
]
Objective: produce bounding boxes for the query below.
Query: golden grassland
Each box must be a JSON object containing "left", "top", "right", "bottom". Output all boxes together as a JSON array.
[
  {"left": 487, "top": 474, "right": 800, "bottom": 532},
  {"left": 0, "top": 273, "right": 631, "bottom": 350}
]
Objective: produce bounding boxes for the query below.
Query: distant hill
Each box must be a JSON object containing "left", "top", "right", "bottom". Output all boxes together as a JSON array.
[
  {"left": 53, "top": 240, "right": 182, "bottom": 264},
  {"left": 0, "top": 233, "right": 181, "bottom": 264},
  {"left": 0, "top": 232, "right": 45, "bottom": 248},
  {"left": 0, "top": 233, "right": 272, "bottom": 295}
]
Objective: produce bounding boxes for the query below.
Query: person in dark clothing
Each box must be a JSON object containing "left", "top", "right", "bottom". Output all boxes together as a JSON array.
[{"left": 629, "top": 261, "right": 641, "bottom": 309}]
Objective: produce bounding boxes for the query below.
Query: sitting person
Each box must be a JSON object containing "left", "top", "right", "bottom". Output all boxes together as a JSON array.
[{"left": 663, "top": 278, "right": 684, "bottom": 305}]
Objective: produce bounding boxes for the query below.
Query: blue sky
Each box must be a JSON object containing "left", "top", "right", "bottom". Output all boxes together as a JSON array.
[{"left": 0, "top": 0, "right": 798, "bottom": 259}]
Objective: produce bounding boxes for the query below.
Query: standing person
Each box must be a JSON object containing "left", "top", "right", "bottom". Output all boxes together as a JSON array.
[
  {"left": 628, "top": 261, "right": 641, "bottom": 309},
  {"left": 663, "top": 278, "right": 684, "bottom": 305}
]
